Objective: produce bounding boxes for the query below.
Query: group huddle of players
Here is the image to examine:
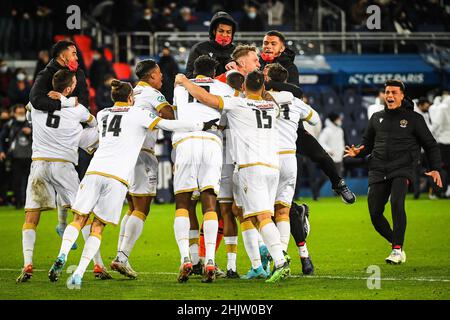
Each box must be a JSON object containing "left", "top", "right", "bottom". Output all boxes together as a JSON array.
[{"left": 17, "top": 45, "right": 351, "bottom": 289}]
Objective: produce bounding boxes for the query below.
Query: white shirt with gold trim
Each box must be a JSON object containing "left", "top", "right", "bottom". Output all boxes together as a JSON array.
[
  {"left": 172, "top": 76, "right": 235, "bottom": 147},
  {"left": 86, "top": 103, "right": 162, "bottom": 186},
  {"left": 218, "top": 94, "right": 279, "bottom": 169},
  {"left": 133, "top": 81, "right": 170, "bottom": 151},
  {"left": 27, "top": 102, "right": 95, "bottom": 165},
  {"left": 269, "top": 91, "right": 316, "bottom": 152}
]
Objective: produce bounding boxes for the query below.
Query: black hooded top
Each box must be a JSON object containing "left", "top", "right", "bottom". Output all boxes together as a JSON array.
[
  {"left": 259, "top": 47, "right": 299, "bottom": 86},
  {"left": 185, "top": 12, "right": 237, "bottom": 79},
  {"left": 29, "top": 59, "right": 89, "bottom": 112}
]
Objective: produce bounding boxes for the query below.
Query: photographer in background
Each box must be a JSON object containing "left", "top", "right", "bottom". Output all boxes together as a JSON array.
[{"left": 0, "top": 104, "right": 32, "bottom": 208}]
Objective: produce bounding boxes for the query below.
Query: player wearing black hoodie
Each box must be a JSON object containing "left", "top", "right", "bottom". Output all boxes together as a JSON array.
[{"left": 185, "top": 12, "right": 237, "bottom": 79}]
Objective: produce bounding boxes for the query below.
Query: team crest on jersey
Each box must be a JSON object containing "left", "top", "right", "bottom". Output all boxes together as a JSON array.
[
  {"left": 400, "top": 119, "right": 408, "bottom": 128},
  {"left": 157, "top": 96, "right": 166, "bottom": 103},
  {"left": 149, "top": 112, "right": 157, "bottom": 119}
]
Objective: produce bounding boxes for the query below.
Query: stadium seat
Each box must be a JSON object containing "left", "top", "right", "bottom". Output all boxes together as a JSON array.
[
  {"left": 344, "top": 126, "right": 361, "bottom": 146},
  {"left": 113, "top": 62, "right": 132, "bottom": 80},
  {"left": 73, "top": 35, "right": 92, "bottom": 53},
  {"left": 321, "top": 88, "right": 342, "bottom": 116},
  {"left": 303, "top": 91, "right": 322, "bottom": 113},
  {"left": 342, "top": 89, "right": 362, "bottom": 120},
  {"left": 104, "top": 47, "right": 113, "bottom": 62}
]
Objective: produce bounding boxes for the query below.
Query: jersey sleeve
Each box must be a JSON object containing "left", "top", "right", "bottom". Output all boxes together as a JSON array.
[
  {"left": 217, "top": 95, "right": 238, "bottom": 112},
  {"left": 149, "top": 90, "right": 170, "bottom": 112},
  {"left": 141, "top": 110, "right": 162, "bottom": 130}
]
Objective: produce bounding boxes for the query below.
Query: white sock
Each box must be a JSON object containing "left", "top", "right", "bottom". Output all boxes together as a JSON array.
[
  {"left": 276, "top": 219, "right": 291, "bottom": 252},
  {"left": 117, "top": 213, "right": 130, "bottom": 252},
  {"left": 59, "top": 223, "right": 80, "bottom": 257},
  {"left": 257, "top": 231, "right": 266, "bottom": 248},
  {"left": 81, "top": 224, "right": 103, "bottom": 266},
  {"left": 118, "top": 213, "right": 145, "bottom": 263},
  {"left": 298, "top": 243, "right": 309, "bottom": 258},
  {"left": 22, "top": 226, "right": 36, "bottom": 266},
  {"left": 174, "top": 213, "right": 190, "bottom": 264},
  {"left": 57, "top": 206, "right": 68, "bottom": 230},
  {"left": 224, "top": 236, "right": 238, "bottom": 272},
  {"left": 74, "top": 235, "right": 101, "bottom": 278},
  {"left": 241, "top": 221, "right": 262, "bottom": 269},
  {"left": 260, "top": 220, "right": 286, "bottom": 268},
  {"left": 203, "top": 212, "right": 218, "bottom": 264},
  {"left": 189, "top": 230, "right": 200, "bottom": 265}
]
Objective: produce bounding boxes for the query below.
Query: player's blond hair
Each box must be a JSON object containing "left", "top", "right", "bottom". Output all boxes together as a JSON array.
[{"left": 231, "top": 45, "right": 258, "bottom": 62}]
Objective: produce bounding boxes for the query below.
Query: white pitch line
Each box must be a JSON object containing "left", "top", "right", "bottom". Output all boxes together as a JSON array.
[{"left": 2, "top": 269, "right": 449, "bottom": 283}]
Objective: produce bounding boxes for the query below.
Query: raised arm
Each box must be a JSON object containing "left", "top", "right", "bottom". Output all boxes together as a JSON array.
[{"left": 174, "top": 74, "right": 222, "bottom": 110}]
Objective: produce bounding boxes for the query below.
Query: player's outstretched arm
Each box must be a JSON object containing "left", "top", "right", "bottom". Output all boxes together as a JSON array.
[
  {"left": 154, "top": 118, "right": 219, "bottom": 132},
  {"left": 304, "top": 108, "right": 320, "bottom": 126},
  {"left": 174, "top": 74, "right": 221, "bottom": 109}
]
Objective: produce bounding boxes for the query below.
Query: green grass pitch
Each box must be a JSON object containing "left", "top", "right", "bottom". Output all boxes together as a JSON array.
[{"left": 0, "top": 196, "right": 449, "bottom": 300}]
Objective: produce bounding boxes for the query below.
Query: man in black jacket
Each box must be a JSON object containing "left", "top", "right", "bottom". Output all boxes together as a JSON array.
[
  {"left": 345, "top": 80, "right": 442, "bottom": 264},
  {"left": 30, "top": 40, "right": 89, "bottom": 112},
  {"left": 185, "top": 11, "right": 237, "bottom": 79}
]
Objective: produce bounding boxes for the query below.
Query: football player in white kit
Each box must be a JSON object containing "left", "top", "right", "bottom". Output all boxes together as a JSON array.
[
  {"left": 176, "top": 70, "right": 290, "bottom": 283},
  {"left": 172, "top": 55, "right": 235, "bottom": 283},
  {"left": 17, "top": 70, "right": 98, "bottom": 283},
  {"left": 47, "top": 79, "right": 219, "bottom": 289},
  {"left": 264, "top": 63, "right": 320, "bottom": 258},
  {"left": 111, "top": 59, "right": 175, "bottom": 279}
]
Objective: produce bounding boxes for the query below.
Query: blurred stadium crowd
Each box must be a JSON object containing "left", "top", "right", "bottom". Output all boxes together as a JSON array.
[{"left": 0, "top": 0, "right": 449, "bottom": 208}]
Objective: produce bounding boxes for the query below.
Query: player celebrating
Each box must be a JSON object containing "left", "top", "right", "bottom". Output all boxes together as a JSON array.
[
  {"left": 111, "top": 59, "right": 175, "bottom": 279},
  {"left": 172, "top": 55, "right": 235, "bottom": 283},
  {"left": 47, "top": 79, "right": 219, "bottom": 288},
  {"left": 176, "top": 70, "right": 291, "bottom": 283},
  {"left": 264, "top": 63, "right": 320, "bottom": 262},
  {"left": 17, "top": 70, "right": 97, "bottom": 283}
]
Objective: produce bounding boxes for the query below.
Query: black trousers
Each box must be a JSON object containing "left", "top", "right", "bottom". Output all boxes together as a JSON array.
[
  {"left": 439, "top": 143, "right": 450, "bottom": 192},
  {"left": 12, "top": 158, "right": 31, "bottom": 207},
  {"left": 297, "top": 129, "right": 342, "bottom": 188},
  {"left": 367, "top": 177, "right": 408, "bottom": 247}
]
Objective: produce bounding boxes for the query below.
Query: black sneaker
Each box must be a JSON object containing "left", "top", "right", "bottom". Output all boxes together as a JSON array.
[
  {"left": 191, "top": 261, "right": 204, "bottom": 276},
  {"left": 301, "top": 256, "right": 314, "bottom": 275},
  {"left": 333, "top": 179, "right": 356, "bottom": 204},
  {"left": 225, "top": 269, "right": 240, "bottom": 279}
]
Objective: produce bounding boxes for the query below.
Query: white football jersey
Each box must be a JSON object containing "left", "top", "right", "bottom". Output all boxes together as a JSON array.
[
  {"left": 86, "top": 103, "right": 161, "bottom": 185},
  {"left": 27, "top": 102, "right": 95, "bottom": 164},
  {"left": 219, "top": 95, "right": 279, "bottom": 169},
  {"left": 133, "top": 81, "right": 170, "bottom": 150},
  {"left": 269, "top": 91, "right": 314, "bottom": 152},
  {"left": 172, "top": 76, "right": 235, "bottom": 145}
]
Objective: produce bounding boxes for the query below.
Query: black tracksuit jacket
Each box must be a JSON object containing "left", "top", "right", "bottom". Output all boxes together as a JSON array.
[
  {"left": 359, "top": 105, "right": 441, "bottom": 185},
  {"left": 29, "top": 59, "right": 89, "bottom": 112}
]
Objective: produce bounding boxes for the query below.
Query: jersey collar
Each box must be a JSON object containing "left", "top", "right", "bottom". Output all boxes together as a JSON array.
[
  {"left": 113, "top": 102, "right": 130, "bottom": 107},
  {"left": 137, "top": 81, "right": 153, "bottom": 88},
  {"left": 247, "top": 93, "right": 263, "bottom": 100}
]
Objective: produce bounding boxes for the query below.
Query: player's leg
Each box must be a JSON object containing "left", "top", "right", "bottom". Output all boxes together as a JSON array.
[
  {"left": 367, "top": 181, "right": 393, "bottom": 245},
  {"left": 188, "top": 198, "right": 202, "bottom": 274},
  {"left": 17, "top": 209, "right": 41, "bottom": 283},
  {"left": 386, "top": 177, "right": 408, "bottom": 264},
  {"left": 117, "top": 194, "right": 133, "bottom": 254},
  {"left": 67, "top": 218, "right": 106, "bottom": 289},
  {"left": 199, "top": 188, "right": 219, "bottom": 283},
  {"left": 174, "top": 191, "right": 194, "bottom": 282},
  {"left": 289, "top": 202, "right": 314, "bottom": 275},
  {"left": 299, "top": 130, "right": 355, "bottom": 203},
  {"left": 221, "top": 202, "right": 239, "bottom": 278}
]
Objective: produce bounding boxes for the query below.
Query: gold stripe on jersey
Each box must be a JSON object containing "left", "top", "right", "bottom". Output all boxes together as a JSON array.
[
  {"left": 234, "top": 90, "right": 240, "bottom": 97},
  {"left": 25, "top": 207, "right": 54, "bottom": 212},
  {"left": 72, "top": 208, "right": 91, "bottom": 217},
  {"left": 174, "top": 187, "right": 198, "bottom": 195},
  {"left": 113, "top": 102, "right": 129, "bottom": 107},
  {"left": 277, "top": 150, "right": 296, "bottom": 155},
  {"left": 216, "top": 95, "right": 224, "bottom": 111},
  {"left": 32, "top": 157, "right": 71, "bottom": 163},
  {"left": 141, "top": 148, "right": 155, "bottom": 155},
  {"left": 200, "top": 185, "right": 218, "bottom": 195},
  {"left": 304, "top": 110, "right": 313, "bottom": 121},
  {"left": 137, "top": 81, "right": 151, "bottom": 87},
  {"left": 128, "top": 192, "right": 156, "bottom": 197},
  {"left": 85, "top": 171, "right": 129, "bottom": 187},
  {"left": 247, "top": 94, "right": 263, "bottom": 101},
  {"left": 172, "top": 135, "right": 222, "bottom": 148},
  {"left": 275, "top": 200, "right": 292, "bottom": 208},
  {"left": 148, "top": 117, "right": 161, "bottom": 130},
  {"left": 244, "top": 210, "right": 274, "bottom": 219},
  {"left": 86, "top": 114, "right": 94, "bottom": 123},
  {"left": 238, "top": 162, "right": 279, "bottom": 170},
  {"left": 156, "top": 102, "right": 170, "bottom": 112}
]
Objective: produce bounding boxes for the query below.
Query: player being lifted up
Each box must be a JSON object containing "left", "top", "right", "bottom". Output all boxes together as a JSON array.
[
  {"left": 264, "top": 63, "right": 319, "bottom": 275},
  {"left": 172, "top": 55, "right": 236, "bottom": 283},
  {"left": 176, "top": 70, "right": 290, "bottom": 283},
  {"left": 17, "top": 70, "right": 98, "bottom": 283},
  {"left": 48, "top": 79, "right": 219, "bottom": 289},
  {"left": 111, "top": 59, "right": 175, "bottom": 279}
]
